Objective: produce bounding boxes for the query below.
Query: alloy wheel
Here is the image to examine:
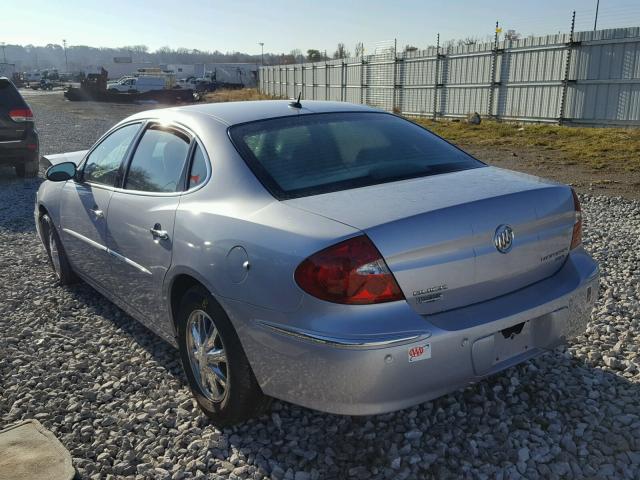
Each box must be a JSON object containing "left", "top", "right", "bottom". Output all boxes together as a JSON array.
[{"left": 185, "top": 309, "right": 228, "bottom": 402}]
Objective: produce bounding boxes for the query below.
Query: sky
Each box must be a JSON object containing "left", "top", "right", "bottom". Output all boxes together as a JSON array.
[{"left": 3, "top": 0, "right": 640, "bottom": 55}]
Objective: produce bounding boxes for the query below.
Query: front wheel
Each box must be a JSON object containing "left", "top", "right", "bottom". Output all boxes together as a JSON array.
[
  {"left": 177, "top": 286, "right": 270, "bottom": 426},
  {"left": 40, "top": 214, "right": 77, "bottom": 285}
]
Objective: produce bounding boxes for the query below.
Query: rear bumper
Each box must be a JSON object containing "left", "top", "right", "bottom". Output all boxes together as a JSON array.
[
  {"left": 231, "top": 248, "right": 599, "bottom": 415},
  {"left": 0, "top": 129, "right": 39, "bottom": 165}
]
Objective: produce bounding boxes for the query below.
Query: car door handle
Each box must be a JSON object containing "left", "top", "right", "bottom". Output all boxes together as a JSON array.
[
  {"left": 150, "top": 224, "right": 169, "bottom": 240},
  {"left": 89, "top": 208, "right": 104, "bottom": 219}
]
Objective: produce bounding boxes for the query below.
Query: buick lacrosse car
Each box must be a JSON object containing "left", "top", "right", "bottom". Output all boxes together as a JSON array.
[{"left": 35, "top": 100, "right": 599, "bottom": 425}]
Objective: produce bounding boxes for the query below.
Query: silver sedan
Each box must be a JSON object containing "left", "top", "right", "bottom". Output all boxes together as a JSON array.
[{"left": 35, "top": 100, "right": 599, "bottom": 425}]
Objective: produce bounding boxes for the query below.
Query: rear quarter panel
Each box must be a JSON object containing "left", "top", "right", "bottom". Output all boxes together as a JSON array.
[{"left": 166, "top": 115, "right": 359, "bottom": 317}]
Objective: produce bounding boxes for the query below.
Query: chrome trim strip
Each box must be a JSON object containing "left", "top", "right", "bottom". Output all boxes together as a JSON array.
[
  {"left": 62, "top": 228, "right": 108, "bottom": 252},
  {"left": 107, "top": 249, "right": 152, "bottom": 275},
  {"left": 62, "top": 227, "right": 152, "bottom": 275},
  {"left": 256, "top": 320, "right": 431, "bottom": 349},
  {"left": 0, "top": 139, "right": 22, "bottom": 144},
  {"left": 586, "top": 266, "right": 600, "bottom": 282}
]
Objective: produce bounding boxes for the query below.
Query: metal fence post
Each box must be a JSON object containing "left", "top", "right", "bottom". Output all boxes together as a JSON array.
[
  {"left": 341, "top": 62, "right": 344, "bottom": 100},
  {"left": 360, "top": 56, "right": 365, "bottom": 105},
  {"left": 559, "top": 11, "right": 576, "bottom": 125},
  {"left": 432, "top": 33, "right": 440, "bottom": 120},
  {"left": 325, "top": 61, "right": 329, "bottom": 100},
  {"left": 488, "top": 21, "right": 500, "bottom": 118},
  {"left": 392, "top": 38, "right": 398, "bottom": 112}
]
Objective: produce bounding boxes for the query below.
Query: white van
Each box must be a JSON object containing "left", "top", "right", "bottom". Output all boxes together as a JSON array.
[
  {"left": 107, "top": 76, "right": 166, "bottom": 93},
  {"left": 25, "top": 72, "right": 42, "bottom": 83}
]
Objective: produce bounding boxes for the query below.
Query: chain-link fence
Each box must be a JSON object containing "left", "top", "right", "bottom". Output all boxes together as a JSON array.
[{"left": 259, "top": 26, "right": 640, "bottom": 126}]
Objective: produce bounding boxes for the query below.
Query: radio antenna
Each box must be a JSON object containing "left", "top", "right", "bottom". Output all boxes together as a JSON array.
[{"left": 289, "top": 92, "right": 302, "bottom": 108}]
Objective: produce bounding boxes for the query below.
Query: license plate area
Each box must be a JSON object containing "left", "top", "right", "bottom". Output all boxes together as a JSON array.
[
  {"left": 494, "top": 320, "right": 531, "bottom": 363},
  {"left": 471, "top": 319, "right": 533, "bottom": 375}
]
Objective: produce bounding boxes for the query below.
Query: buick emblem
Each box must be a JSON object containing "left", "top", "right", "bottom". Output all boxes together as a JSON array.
[{"left": 494, "top": 224, "right": 514, "bottom": 253}]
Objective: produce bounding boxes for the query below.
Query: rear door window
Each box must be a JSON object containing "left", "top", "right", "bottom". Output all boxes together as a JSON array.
[
  {"left": 187, "top": 143, "right": 208, "bottom": 188},
  {"left": 124, "top": 125, "right": 191, "bottom": 193}
]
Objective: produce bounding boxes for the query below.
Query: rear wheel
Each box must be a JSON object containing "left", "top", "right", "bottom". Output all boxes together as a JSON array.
[
  {"left": 40, "top": 214, "right": 77, "bottom": 285},
  {"left": 176, "top": 285, "right": 270, "bottom": 426},
  {"left": 15, "top": 158, "right": 38, "bottom": 178}
]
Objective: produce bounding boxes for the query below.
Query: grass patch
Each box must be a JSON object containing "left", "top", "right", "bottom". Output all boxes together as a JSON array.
[
  {"left": 412, "top": 118, "right": 640, "bottom": 172},
  {"left": 202, "top": 88, "right": 274, "bottom": 103}
]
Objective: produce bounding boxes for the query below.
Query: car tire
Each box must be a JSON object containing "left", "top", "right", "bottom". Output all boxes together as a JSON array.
[
  {"left": 40, "top": 214, "right": 78, "bottom": 285},
  {"left": 15, "top": 158, "right": 39, "bottom": 178},
  {"left": 176, "top": 285, "right": 270, "bottom": 426}
]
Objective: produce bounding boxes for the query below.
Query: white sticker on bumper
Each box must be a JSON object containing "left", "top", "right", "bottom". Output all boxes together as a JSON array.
[{"left": 408, "top": 344, "right": 431, "bottom": 363}]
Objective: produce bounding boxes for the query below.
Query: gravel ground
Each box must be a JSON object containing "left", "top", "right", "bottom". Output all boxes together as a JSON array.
[{"left": 1, "top": 93, "right": 640, "bottom": 479}]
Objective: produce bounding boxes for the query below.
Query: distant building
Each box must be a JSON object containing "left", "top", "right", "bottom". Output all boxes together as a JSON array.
[
  {"left": 0, "top": 63, "right": 16, "bottom": 78},
  {"left": 94, "top": 61, "right": 158, "bottom": 80},
  {"left": 204, "top": 63, "right": 258, "bottom": 87},
  {"left": 88, "top": 61, "right": 258, "bottom": 86},
  {"left": 163, "top": 64, "right": 197, "bottom": 77}
]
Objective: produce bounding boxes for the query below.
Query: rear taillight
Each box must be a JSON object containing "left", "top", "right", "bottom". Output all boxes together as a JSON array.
[
  {"left": 570, "top": 188, "right": 582, "bottom": 250},
  {"left": 294, "top": 235, "right": 405, "bottom": 305},
  {"left": 9, "top": 108, "right": 33, "bottom": 122}
]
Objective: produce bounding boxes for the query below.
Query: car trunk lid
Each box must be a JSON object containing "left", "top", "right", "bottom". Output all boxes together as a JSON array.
[{"left": 285, "top": 167, "right": 576, "bottom": 314}]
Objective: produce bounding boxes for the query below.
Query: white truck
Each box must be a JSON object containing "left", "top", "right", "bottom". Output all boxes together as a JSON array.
[{"left": 106, "top": 76, "right": 166, "bottom": 93}]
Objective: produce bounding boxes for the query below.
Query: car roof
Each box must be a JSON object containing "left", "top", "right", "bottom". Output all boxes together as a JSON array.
[{"left": 129, "top": 100, "right": 383, "bottom": 127}]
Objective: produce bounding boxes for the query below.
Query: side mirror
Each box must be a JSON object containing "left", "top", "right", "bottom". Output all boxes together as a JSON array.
[{"left": 46, "top": 162, "right": 77, "bottom": 182}]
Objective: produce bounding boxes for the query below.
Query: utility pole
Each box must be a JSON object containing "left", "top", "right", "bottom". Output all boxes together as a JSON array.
[
  {"left": 488, "top": 21, "right": 501, "bottom": 118},
  {"left": 433, "top": 33, "right": 440, "bottom": 120},
  {"left": 559, "top": 11, "right": 576, "bottom": 124},
  {"left": 62, "top": 39, "right": 68, "bottom": 72},
  {"left": 594, "top": 0, "right": 600, "bottom": 30},
  {"left": 258, "top": 42, "right": 264, "bottom": 66},
  {"left": 1, "top": 42, "right": 6, "bottom": 63}
]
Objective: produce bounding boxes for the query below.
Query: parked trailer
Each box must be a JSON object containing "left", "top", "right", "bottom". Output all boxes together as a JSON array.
[
  {"left": 64, "top": 87, "right": 196, "bottom": 104},
  {"left": 63, "top": 68, "right": 195, "bottom": 104}
]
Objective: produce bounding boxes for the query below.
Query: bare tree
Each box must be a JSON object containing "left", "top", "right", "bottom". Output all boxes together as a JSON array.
[
  {"left": 333, "top": 43, "right": 350, "bottom": 59},
  {"left": 404, "top": 44, "right": 418, "bottom": 53},
  {"left": 123, "top": 45, "right": 148, "bottom": 54},
  {"left": 504, "top": 30, "right": 521, "bottom": 41},
  {"left": 354, "top": 42, "right": 365, "bottom": 58},
  {"left": 457, "top": 36, "right": 480, "bottom": 46},
  {"left": 289, "top": 49, "right": 304, "bottom": 63}
]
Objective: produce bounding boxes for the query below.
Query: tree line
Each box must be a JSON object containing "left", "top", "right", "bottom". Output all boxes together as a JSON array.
[
  {"left": 1, "top": 43, "right": 267, "bottom": 72},
  {"left": 2, "top": 35, "right": 517, "bottom": 72}
]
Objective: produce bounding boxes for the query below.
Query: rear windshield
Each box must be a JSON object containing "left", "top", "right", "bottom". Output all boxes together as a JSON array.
[
  {"left": 0, "top": 79, "right": 26, "bottom": 107},
  {"left": 230, "top": 112, "right": 483, "bottom": 199}
]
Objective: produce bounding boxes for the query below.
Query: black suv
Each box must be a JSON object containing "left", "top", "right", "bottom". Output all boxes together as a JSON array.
[{"left": 0, "top": 77, "right": 39, "bottom": 177}]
